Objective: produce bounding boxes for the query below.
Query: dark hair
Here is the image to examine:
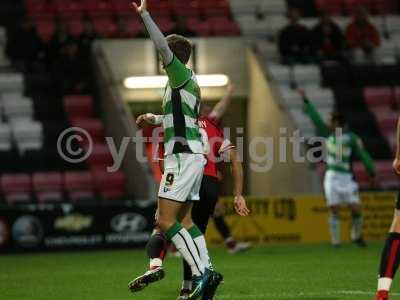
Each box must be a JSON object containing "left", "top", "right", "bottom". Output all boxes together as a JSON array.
[
  {"left": 166, "top": 34, "right": 192, "bottom": 64},
  {"left": 331, "top": 111, "right": 346, "bottom": 126}
]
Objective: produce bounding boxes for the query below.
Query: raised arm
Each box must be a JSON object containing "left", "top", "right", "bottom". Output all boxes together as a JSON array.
[
  {"left": 299, "top": 90, "right": 330, "bottom": 138},
  {"left": 351, "top": 133, "right": 376, "bottom": 177},
  {"left": 209, "top": 84, "right": 235, "bottom": 121},
  {"left": 132, "top": 0, "right": 173, "bottom": 66}
]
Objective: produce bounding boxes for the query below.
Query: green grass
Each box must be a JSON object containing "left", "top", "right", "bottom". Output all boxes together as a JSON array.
[{"left": 0, "top": 243, "right": 398, "bottom": 300}]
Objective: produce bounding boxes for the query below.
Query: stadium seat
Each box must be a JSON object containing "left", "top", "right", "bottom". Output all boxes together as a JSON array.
[
  {"left": 375, "top": 111, "right": 398, "bottom": 133},
  {"left": 315, "top": 0, "right": 343, "bottom": 15},
  {"left": 172, "top": 0, "right": 201, "bottom": 18},
  {"left": 352, "top": 162, "right": 373, "bottom": 189},
  {"left": 0, "top": 73, "right": 24, "bottom": 92},
  {"left": 1, "top": 173, "right": 32, "bottom": 204},
  {"left": 111, "top": 0, "right": 134, "bottom": 17},
  {"left": 294, "top": 65, "right": 321, "bottom": 85},
  {"left": 33, "top": 172, "right": 63, "bottom": 202},
  {"left": 54, "top": 0, "right": 84, "bottom": 19},
  {"left": 118, "top": 18, "right": 143, "bottom": 37},
  {"left": 64, "top": 95, "right": 94, "bottom": 118},
  {"left": 26, "top": 0, "right": 56, "bottom": 19},
  {"left": 64, "top": 171, "right": 95, "bottom": 202},
  {"left": 268, "top": 64, "right": 292, "bottom": 85},
  {"left": 11, "top": 120, "right": 43, "bottom": 153},
  {"left": 70, "top": 118, "right": 105, "bottom": 142},
  {"left": 87, "top": 143, "right": 114, "bottom": 170},
  {"left": 210, "top": 17, "right": 241, "bottom": 36},
  {"left": 0, "top": 124, "right": 11, "bottom": 151},
  {"left": 92, "top": 17, "right": 118, "bottom": 38},
  {"left": 93, "top": 170, "right": 126, "bottom": 199},
  {"left": 364, "top": 87, "right": 395, "bottom": 109},
  {"left": 83, "top": 0, "right": 113, "bottom": 17},
  {"left": 375, "top": 160, "right": 400, "bottom": 189},
  {"left": 3, "top": 97, "right": 34, "bottom": 122},
  {"left": 187, "top": 18, "right": 212, "bottom": 36}
]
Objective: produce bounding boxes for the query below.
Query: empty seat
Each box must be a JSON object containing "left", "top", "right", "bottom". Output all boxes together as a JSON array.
[
  {"left": 93, "top": 170, "right": 126, "bottom": 199},
  {"left": 364, "top": 87, "right": 395, "bottom": 109},
  {"left": 66, "top": 18, "right": 85, "bottom": 36},
  {"left": 33, "top": 172, "right": 63, "bottom": 202},
  {"left": 0, "top": 73, "right": 24, "bottom": 92},
  {"left": 268, "top": 64, "right": 292, "bottom": 85},
  {"left": 54, "top": 0, "right": 84, "bottom": 18},
  {"left": 70, "top": 118, "right": 105, "bottom": 142},
  {"left": 87, "top": 143, "right": 114, "bottom": 169},
  {"left": 0, "top": 124, "right": 12, "bottom": 151},
  {"left": 1, "top": 174, "right": 32, "bottom": 204},
  {"left": 64, "top": 171, "right": 95, "bottom": 202},
  {"left": 187, "top": 18, "right": 212, "bottom": 36},
  {"left": 35, "top": 20, "right": 56, "bottom": 42},
  {"left": 210, "top": 17, "right": 241, "bottom": 36},
  {"left": 11, "top": 120, "right": 43, "bottom": 153},
  {"left": 294, "top": 65, "right": 321, "bottom": 85},
  {"left": 83, "top": 0, "right": 113, "bottom": 16},
  {"left": 3, "top": 97, "right": 34, "bottom": 121},
  {"left": 64, "top": 95, "right": 94, "bottom": 118},
  {"left": 92, "top": 17, "right": 118, "bottom": 38}
]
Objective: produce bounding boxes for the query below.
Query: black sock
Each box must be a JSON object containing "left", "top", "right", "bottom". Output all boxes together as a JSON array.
[
  {"left": 379, "top": 232, "right": 400, "bottom": 279},
  {"left": 146, "top": 232, "right": 167, "bottom": 261},
  {"left": 213, "top": 216, "right": 232, "bottom": 240}
]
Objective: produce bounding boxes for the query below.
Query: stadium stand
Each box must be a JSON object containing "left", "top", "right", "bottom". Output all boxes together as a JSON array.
[
  {"left": 231, "top": 0, "right": 400, "bottom": 190},
  {"left": 0, "top": 0, "right": 133, "bottom": 204},
  {"left": 24, "top": 0, "right": 241, "bottom": 39}
]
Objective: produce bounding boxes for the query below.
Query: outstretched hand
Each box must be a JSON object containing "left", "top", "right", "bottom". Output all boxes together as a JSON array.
[
  {"left": 234, "top": 195, "right": 250, "bottom": 217},
  {"left": 132, "top": 0, "right": 147, "bottom": 14}
]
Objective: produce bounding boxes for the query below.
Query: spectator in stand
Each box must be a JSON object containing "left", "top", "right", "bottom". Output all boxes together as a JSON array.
[
  {"left": 345, "top": 6, "right": 381, "bottom": 62},
  {"left": 311, "top": 12, "right": 346, "bottom": 62},
  {"left": 6, "top": 17, "right": 44, "bottom": 71},
  {"left": 46, "top": 20, "right": 73, "bottom": 66},
  {"left": 167, "top": 16, "right": 197, "bottom": 37},
  {"left": 77, "top": 20, "right": 99, "bottom": 60},
  {"left": 52, "top": 40, "right": 90, "bottom": 96},
  {"left": 278, "top": 8, "right": 312, "bottom": 65}
]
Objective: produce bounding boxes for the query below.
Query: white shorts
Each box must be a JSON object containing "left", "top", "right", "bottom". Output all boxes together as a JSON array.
[
  {"left": 158, "top": 153, "right": 206, "bottom": 202},
  {"left": 323, "top": 170, "right": 360, "bottom": 206}
]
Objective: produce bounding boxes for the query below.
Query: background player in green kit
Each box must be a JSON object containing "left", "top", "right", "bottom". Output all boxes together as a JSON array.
[
  {"left": 300, "top": 90, "right": 376, "bottom": 248},
  {"left": 131, "top": 1, "right": 214, "bottom": 299}
]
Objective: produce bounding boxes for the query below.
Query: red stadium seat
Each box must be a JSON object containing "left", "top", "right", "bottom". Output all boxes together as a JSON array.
[
  {"left": 364, "top": 87, "right": 395, "bottom": 109},
  {"left": 87, "top": 143, "right": 114, "bottom": 170},
  {"left": 118, "top": 18, "right": 143, "bottom": 37},
  {"left": 172, "top": 1, "right": 201, "bottom": 18},
  {"left": 54, "top": 0, "right": 84, "bottom": 19},
  {"left": 64, "top": 171, "right": 95, "bottom": 202},
  {"left": 92, "top": 17, "right": 118, "bottom": 38},
  {"left": 93, "top": 170, "right": 126, "bottom": 199},
  {"left": 187, "top": 18, "right": 212, "bottom": 36},
  {"left": 64, "top": 95, "right": 94, "bottom": 118},
  {"left": 70, "top": 118, "right": 105, "bottom": 142},
  {"left": 1, "top": 174, "right": 32, "bottom": 204},
  {"left": 26, "top": 0, "right": 56, "bottom": 19},
  {"left": 375, "top": 111, "right": 398, "bottom": 133},
  {"left": 201, "top": 1, "right": 231, "bottom": 18},
  {"left": 110, "top": 0, "right": 133, "bottom": 16},
  {"left": 33, "top": 172, "right": 63, "bottom": 202},
  {"left": 152, "top": 17, "right": 175, "bottom": 33},
  {"left": 315, "top": 0, "right": 343, "bottom": 15},
  {"left": 210, "top": 18, "right": 241, "bottom": 36},
  {"left": 375, "top": 161, "right": 400, "bottom": 189},
  {"left": 148, "top": 0, "right": 172, "bottom": 18},
  {"left": 83, "top": 0, "right": 113, "bottom": 16}
]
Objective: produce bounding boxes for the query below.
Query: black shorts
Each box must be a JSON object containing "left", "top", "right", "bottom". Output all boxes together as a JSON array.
[
  {"left": 396, "top": 192, "right": 400, "bottom": 210},
  {"left": 191, "top": 175, "right": 220, "bottom": 232}
]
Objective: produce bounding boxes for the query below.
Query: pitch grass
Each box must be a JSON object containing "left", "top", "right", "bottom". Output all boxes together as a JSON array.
[{"left": 0, "top": 243, "right": 399, "bottom": 300}]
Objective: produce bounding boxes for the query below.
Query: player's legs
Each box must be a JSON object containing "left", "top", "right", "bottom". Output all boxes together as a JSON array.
[
  {"left": 324, "top": 171, "right": 342, "bottom": 247},
  {"left": 349, "top": 203, "right": 366, "bottom": 247},
  {"left": 213, "top": 202, "right": 251, "bottom": 254},
  {"left": 376, "top": 194, "right": 400, "bottom": 300}
]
